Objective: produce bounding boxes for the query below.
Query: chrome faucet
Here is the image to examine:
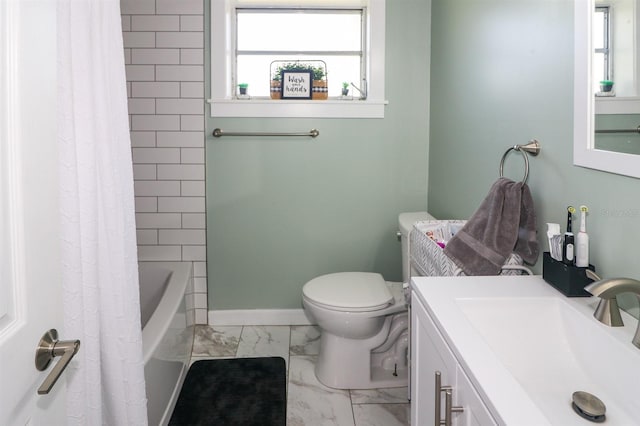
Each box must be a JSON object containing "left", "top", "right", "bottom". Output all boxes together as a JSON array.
[{"left": 585, "top": 276, "right": 640, "bottom": 349}]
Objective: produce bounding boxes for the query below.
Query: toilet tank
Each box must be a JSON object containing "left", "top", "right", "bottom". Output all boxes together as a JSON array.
[{"left": 398, "top": 212, "right": 435, "bottom": 283}]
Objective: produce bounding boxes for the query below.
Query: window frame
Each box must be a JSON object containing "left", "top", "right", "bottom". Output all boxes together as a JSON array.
[
  {"left": 234, "top": 8, "right": 366, "bottom": 100},
  {"left": 209, "top": 0, "right": 387, "bottom": 118}
]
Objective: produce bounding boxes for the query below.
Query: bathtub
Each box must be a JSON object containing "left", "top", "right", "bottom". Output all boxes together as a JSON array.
[{"left": 140, "top": 262, "right": 194, "bottom": 426}]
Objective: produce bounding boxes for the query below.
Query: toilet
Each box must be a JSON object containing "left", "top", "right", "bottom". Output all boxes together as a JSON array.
[{"left": 302, "top": 212, "right": 434, "bottom": 389}]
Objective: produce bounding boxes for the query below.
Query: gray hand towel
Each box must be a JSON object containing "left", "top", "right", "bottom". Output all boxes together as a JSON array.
[
  {"left": 443, "top": 177, "right": 538, "bottom": 275},
  {"left": 513, "top": 182, "right": 539, "bottom": 264}
]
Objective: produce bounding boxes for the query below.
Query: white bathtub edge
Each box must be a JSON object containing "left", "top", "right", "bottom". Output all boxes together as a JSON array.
[
  {"left": 208, "top": 308, "right": 315, "bottom": 326},
  {"left": 139, "top": 261, "right": 193, "bottom": 426},
  {"left": 141, "top": 262, "right": 192, "bottom": 364}
]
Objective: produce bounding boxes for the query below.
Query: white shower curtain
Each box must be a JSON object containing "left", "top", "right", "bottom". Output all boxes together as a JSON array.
[{"left": 57, "top": 1, "right": 148, "bottom": 424}]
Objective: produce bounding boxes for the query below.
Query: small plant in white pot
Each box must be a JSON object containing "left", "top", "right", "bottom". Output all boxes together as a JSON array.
[{"left": 341, "top": 82, "right": 350, "bottom": 96}]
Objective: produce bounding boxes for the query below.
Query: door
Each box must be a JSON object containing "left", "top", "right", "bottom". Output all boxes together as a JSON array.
[{"left": 0, "top": 1, "right": 67, "bottom": 424}]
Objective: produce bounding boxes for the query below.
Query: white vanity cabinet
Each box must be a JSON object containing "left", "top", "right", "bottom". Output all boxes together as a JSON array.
[
  {"left": 410, "top": 275, "right": 640, "bottom": 425},
  {"left": 411, "top": 292, "right": 497, "bottom": 426}
]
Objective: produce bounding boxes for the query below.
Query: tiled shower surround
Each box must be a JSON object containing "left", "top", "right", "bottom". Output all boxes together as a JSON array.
[{"left": 120, "top": 0, "right": 207, "bottom": 324}]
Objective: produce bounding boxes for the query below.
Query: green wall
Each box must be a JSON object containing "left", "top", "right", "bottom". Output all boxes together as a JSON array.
[
  {"left": 428, "top": 0, "right": 640, "bottom": 315},
  {"left": 206, "top": 0, "right": 432, "bottom": 309},
  {"left": 207, "top": 0, "right": 640, "bottom": 314}
]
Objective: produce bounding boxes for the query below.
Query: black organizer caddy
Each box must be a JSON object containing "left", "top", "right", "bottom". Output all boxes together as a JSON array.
[{"left": 542, "top": 252, "right": 596, "bottom": 297}]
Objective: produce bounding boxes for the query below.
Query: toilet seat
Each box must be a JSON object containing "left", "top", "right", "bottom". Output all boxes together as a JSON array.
[{"left": 302, "top": 272, "right": 393, "bottom": 312}]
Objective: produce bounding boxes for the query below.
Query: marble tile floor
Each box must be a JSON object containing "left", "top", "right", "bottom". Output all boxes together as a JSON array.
[{"left": 191, "top": 324, "right": 410, "bottom": 426}]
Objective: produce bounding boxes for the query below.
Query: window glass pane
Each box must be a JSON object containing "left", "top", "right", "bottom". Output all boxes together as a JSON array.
[
  {"left": 235, "top": 8, "right": 365, "bottom": 98},
  {"left": 593, "top": 10, "right": 605, "bottom": 50},
  {"left": 592, "top": 6, "right": 610, "bottom": 89},
  {"left": 237, "top": 11, "right": 362, "bottom": 52},
  {"left": 237, "top": 54, "right": 361, "bottom": 97},
  {"left": 593, "top": 52, "right": 605, "bottom": 91}
]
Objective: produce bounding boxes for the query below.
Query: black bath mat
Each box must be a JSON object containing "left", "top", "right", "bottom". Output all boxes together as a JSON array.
[{"left": 168, "top": 357, "right": 286, "bottom": 426}]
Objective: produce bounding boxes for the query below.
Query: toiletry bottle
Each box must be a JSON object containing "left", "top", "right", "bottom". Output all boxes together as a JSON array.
[{"left": 576, "top": 205, "right": 589, "bottom": 267}]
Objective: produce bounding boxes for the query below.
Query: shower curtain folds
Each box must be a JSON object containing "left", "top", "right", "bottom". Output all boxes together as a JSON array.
[{"left": 57, "top": 1, "right": 147, "bottom": 424}]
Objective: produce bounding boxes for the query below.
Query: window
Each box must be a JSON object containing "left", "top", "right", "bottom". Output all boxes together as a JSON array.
[
  {"left": 210, "top": 0, "right": 386, "bottom": 118},
  {"left": 236, "top": 9, "right": 364, "bottom": 98},
  {"left": 593, "top": 6, "right": 611, "bottom": 92}
]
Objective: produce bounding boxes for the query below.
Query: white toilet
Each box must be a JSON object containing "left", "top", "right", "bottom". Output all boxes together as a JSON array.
[{"left": 302, "top": 212, "right": 434, "bottom": 389}]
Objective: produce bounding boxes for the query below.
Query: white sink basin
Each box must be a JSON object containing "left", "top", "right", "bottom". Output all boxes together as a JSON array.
[
  {"left": 457, "top": 297, "right": 640, "bottom": 425},
  {"left": 411, "top": 275, "right": 640, "bottom": 425}
]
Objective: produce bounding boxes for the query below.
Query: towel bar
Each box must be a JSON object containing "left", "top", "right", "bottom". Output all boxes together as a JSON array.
[
  {"left": 594, "top": 126, "right": 640, "bottom": 134},
  {"left": 212, "top": 128, "right": 319, "bottom": 138},
  {"left": 499, "top": 139, "right": 540, "bottom": 184}
]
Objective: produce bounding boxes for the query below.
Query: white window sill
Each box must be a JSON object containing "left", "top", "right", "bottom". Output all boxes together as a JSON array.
[
  {"left": 207, "top": 98, "right": 388, "bottom": 118},
  {"left": 595, "top": 96, "right": 640, "bottom": 115}
]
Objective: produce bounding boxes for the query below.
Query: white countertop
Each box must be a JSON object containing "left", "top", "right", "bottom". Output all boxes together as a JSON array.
[{"left": 411, "top": 275, "right": 640, "bottom": 425}]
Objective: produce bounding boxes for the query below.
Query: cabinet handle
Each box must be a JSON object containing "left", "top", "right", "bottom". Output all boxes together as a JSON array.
[
  {"left": 435, "top": 371, "right": 442, "bottom": 426},
  {"left": 434, "top": 370, "right": 464, "bottom": 426},
  {"left": 444, "top": 389, "right": 464, "bottom": 426}
]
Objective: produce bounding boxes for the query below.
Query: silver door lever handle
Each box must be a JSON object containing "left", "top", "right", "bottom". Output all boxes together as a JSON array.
[{"left": 35, "top": 329, "right": 80, "bottom": 395}]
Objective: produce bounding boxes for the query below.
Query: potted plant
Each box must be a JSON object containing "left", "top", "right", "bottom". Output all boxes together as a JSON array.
[
  {"left": 270, "top": 69, "right": 283, "bottom": 99},
  {"left": 270, "top": 62, "right": 328, "bottom": 100},
  {"left": 599, "top": 80, "right": 614, "bottom": 93},
  {"left": 341, "top": 82, "right": 350, "bottom": 96},
  {"left": 238, "top": 83, "right": 249, "bottom": 95},
  {"left": 311, "top": 65, "right": 328, "bottom": 100},
  {"left": 270, "top": 63, "right": 307, "bottom": 99}
]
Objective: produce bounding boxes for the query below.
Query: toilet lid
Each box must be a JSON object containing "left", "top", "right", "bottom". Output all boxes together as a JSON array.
[{"left": 303, "top": 272, "right": 393, "bottom": 310}]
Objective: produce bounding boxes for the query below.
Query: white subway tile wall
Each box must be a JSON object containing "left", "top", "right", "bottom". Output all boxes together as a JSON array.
[
  {"left": 121, "top": 0, "right": 207, "bottom": 325},
  {"left": 181, "top": 181, "right": 205, "bottom": 196}
]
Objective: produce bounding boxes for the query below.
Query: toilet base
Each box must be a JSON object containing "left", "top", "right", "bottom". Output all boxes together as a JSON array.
[
  {"left": 314, "top": 314, "right": 409, "bottom": 390},
  {"left": 371, "top": 366, "right": 409, "bottom": 388},
  {"left": 315, "top": 338, "right": 409, "bottom": 390}
]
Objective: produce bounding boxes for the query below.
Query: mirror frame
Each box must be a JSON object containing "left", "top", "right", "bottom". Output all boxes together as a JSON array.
[{"left": 573, "top": 0, "right": 640, "bottom": 179}]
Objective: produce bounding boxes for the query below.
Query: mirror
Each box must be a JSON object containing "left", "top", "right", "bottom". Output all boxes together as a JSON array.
[{"left": 574, "top": 0, "right": 640, "bottom": 178}]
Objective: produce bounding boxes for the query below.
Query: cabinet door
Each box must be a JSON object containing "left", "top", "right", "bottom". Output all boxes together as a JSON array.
[
  {"left": 411, "top": 295, "right": 458, "bottom": 426},
  {"left": 456, "top": 364, "right": 498, "bottom": 426},
  {"left": 411, "top": 293, "right": 498, "bottom": 426}
]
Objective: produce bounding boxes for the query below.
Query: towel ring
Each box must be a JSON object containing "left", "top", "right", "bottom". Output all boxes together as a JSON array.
[{"left": 499, "top": 139, "right": 540, "bottom": 183}]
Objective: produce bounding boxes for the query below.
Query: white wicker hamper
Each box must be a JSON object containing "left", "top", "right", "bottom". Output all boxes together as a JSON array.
[{"left": 409, "top": 220, "right": 528, "bottom": 277}]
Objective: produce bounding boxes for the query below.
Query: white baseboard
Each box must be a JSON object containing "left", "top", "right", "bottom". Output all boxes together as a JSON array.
[{"left": 208, "top": 308, "right": 314, "bottom": 326}]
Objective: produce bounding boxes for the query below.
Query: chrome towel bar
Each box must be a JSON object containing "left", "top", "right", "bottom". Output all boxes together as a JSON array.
[
  {"left": 499, "top": 139, "right": 541, "bottom": 184},
  {"left": 595, "top": 126, "right": 640, "bottom": 134},
  {"left": 212, "top": 128, "right": 319, "bottom": 138}
]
